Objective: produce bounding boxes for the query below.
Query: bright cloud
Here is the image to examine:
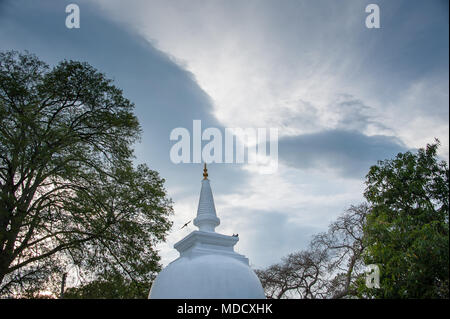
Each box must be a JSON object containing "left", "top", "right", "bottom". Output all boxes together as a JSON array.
[{"left": 90, "top": 0, "right": 448, "bottom": 267}]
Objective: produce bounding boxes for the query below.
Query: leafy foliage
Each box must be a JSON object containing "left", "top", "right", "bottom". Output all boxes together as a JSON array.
[
  {"left": 0, "top": 51, "right": 173, "bottom": 297},
  {"left": 362, "top": 142, "right": 449, "bottom": 298},
  {"left": 63, "top": 272, "right": 150, "bottom": 299}
]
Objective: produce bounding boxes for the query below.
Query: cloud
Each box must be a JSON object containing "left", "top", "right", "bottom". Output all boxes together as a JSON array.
[
  {"left": 382, "top": 75, "right": 450, "bottom": 160},
  {"left": 92, "top": 0, "right": 448, "bottom": 155},
  {"left": 279, "top": 130, "right": 408, "bottom": 178}
]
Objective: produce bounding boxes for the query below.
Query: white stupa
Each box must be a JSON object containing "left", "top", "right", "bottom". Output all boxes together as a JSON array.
[{"left": 149, "top": 164, "right": 265, "bottom": 299}]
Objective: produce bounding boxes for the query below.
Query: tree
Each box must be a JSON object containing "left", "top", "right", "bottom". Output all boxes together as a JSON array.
[
  {"left": 256, "top": 203, "right": 369, "bottom": 299},
  {"left": 362, "top": 141, "right": 449, "bottom": 298},
  {"left": 0, "top": 50, "right": 173, "bottom": 297},
  {"left": 312, "top": 203, "right": 369, "bottom": 298},
  {"left": 256, "top": 248, "right": 329, "bottom": 299}
]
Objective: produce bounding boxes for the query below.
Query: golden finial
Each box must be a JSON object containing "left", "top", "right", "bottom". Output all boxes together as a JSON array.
[{"left": 203, "top": 163, "right": 208, "bottom": 180}]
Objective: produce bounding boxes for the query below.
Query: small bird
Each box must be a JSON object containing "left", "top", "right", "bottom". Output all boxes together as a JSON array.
[
  {"left": 232, "top": 233, "right": 239, "bottom": 237},
  {"left": 180, "top": 220, "right": 191, "bottom": 230}
]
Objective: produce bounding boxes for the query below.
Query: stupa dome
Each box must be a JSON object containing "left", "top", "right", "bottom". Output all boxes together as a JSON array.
[
  {"left": 150, "top": 250, "right": 265, "bottom": 299},
  {"left": 149, "top": 165, "right": 265, "bottom": 299}
]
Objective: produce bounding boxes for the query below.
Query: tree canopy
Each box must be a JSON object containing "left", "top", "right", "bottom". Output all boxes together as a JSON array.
[
  {"left": 0, "top": 50, "right": 173, "bottom": 297},
  {"left": 362, "top": 141, "right": 449, "bottom": 298}
]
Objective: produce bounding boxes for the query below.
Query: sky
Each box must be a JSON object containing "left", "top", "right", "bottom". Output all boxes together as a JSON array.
[{"left": 1, "top": 0, "right": 448, "bottom": 281}]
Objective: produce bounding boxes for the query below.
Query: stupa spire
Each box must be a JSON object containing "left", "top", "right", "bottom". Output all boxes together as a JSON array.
[{"left": 193, "top": 164, "right": 220, "bottom": 232}]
